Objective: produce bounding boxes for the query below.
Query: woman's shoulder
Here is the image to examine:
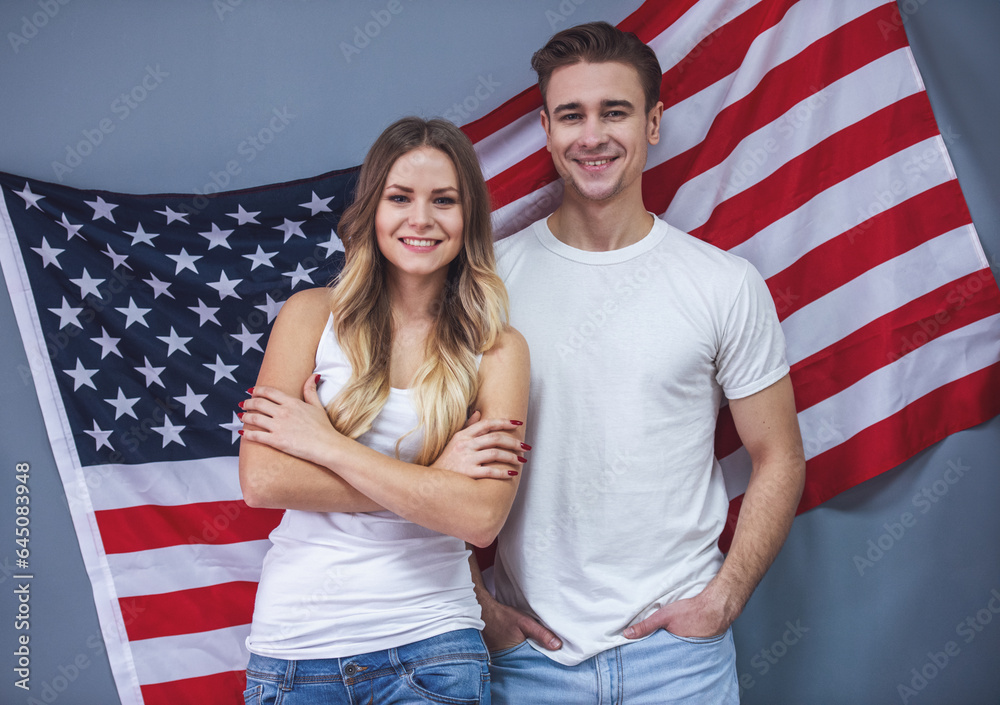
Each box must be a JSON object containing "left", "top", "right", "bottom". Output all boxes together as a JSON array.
[
  {"left": 481, "top": 326, "right": 529, "bottom": 369},
  {"left": 276, "top": 287, "right": 334, "bottom": 324}
]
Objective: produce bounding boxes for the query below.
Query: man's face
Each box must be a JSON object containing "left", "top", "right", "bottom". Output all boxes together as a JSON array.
[{"left": 540, "top": 61, "right": 662, "bottom": 204}]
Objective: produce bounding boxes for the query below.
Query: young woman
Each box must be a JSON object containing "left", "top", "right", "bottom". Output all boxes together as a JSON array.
[{"left": 237, "top": 117, "right": 529, "bottom": 705}]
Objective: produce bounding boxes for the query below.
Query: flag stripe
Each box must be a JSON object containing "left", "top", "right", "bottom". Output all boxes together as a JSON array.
[
  {"left": 800, "top": 361, "right": 1000, "bottom": 510},
  {"left": 95, "top": 500, "right": 282, "bottom": 554},
  {"left": 122, "top": 581, "right": 258, "bottom": 641},
  {"left": 140, "top": 671, "right": 246, "bottom": 705},
  {"left": 130, "top": 624, "right": 250, "bottom": 686},
  {"left": 85, "top": 456, "right": 242, "bottom": 511}
]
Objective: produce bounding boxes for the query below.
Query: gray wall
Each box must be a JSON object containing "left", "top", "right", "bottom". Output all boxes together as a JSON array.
[{"left": 1, "top": 2, "right": 997, "bottom": 704}]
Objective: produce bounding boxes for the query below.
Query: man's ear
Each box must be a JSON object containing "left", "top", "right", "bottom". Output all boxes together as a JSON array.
[
  {"left": 540, "top": 107, "right": 552, "bottom": 152},
  {"left": 647, "top": 101, "right": 664, "bottom": 146}
]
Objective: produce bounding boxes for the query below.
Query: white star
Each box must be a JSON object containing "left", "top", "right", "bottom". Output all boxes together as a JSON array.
[
  {"left": 274, "top": 218, "right": 306, "bottom": 243},
  {"left": 136, "top": 356, "right": 166, "bottom": 388},
  {"left": 282, "top": 263, "right": 317, "bottom": 288},
  {"left": 155, "top": 206, "right": 189, "bottom": 224},
  {"left": 57, "top": 213, "right": 84, "bottom": 240},
  {"left": 230, "top": 324, "right": 264, "bottom": 354},
  {"left": 115, "top": 298, "right": 152, "bottom": 329},
  {"left": 156, "top": 326, "right": 193, "bottom": 356},
  {"left": 204, "top": 355, "right": 239, "bottom": 384},
  {"left": 199, "top": 223, "right": 234, "bottom": 250},
  {"left": 125, "top": 222, "right": 158, "bottom": 247},
  {"left": 90, "top": 328, "right": 122, "bottom": 359},
  {"left": 15, "top": 183, "right": 44, "bottom": 210},
  {"left": 175, "top": 384, "right": 208, "bottom": 416},
  {"left": 143, "top": 272, "right": 174, "bottom": 299},
  {"left": 207, "top": 271, "right": 242, "bottom": 300},
  {"left": 70, "top": 269, "right": 104, "bottom": 299},
  {"left": 255, "top": 294, "right": 284, "bottom": 323},
  {"left": 227, "top": 204, "right": 260, "bottom": 225},
  {"left": 221, "top": 411, "right": 244, "bottom": 444},
  {"left": 63, "top": 359, "right": 98, "bottom": 391},
  {"left": 48, "top": 298, "right": 83, "bottom": 329},
  {"left": 102, "top": 243, "right": 131, "bottom": 270},
  {"left": 300, "top": 191, "right": 334, "bottom": 216},
  {"left": 189, "top": 299, "right": 221, "bottom": 327},
  {"left": 83, "top": 421, "right": 114, "bottom": 451},
  {"left": 166, "top": 248, "right": 201, "bottom": 275},
  {"left": 242, "top": 245, "right": 278, "bottom": 271},
  {"left": 86, "top": 195, "right": 118, "bottom": 223},
  {"left": 151, "top": 416, "right": 186, "bottom": 448},
  {"left": 30, "top": 238, "right": 64, "bottom": 269},
  {"left": 318, "top": 229, "right": 345, "bottom": 258},
  {"left": 104, "top": 388, "right": 140, "bottom": 420}
]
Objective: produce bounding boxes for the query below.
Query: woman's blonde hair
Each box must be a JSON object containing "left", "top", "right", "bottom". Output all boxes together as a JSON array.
[{"left": 327, "top": 116, "right": 508, "bottom": 465}]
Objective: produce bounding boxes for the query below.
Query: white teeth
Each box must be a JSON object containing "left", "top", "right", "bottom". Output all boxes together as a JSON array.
[
  {"left": 581, "top": 159, "right": 611, "bottom": 166},
  {"left": 402, "top": 238, "right": 438, "bottom": 247}
]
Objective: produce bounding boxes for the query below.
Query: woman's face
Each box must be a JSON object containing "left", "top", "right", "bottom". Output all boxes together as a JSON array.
[{"left": 375, "top": 146, "right": 464, "bottom": 283}]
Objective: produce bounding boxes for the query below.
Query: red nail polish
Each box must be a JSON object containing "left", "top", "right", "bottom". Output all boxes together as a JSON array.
[
  {"left": 237, "top": 412, "right": 244, "bottom": 420},
  {"left": 238, "top": 400, "right": 245, "bottom": 409},
  {"left": 520, "top": 443, "right": 532, "bottom": 451},
  {"left": 508, "top": 470, "right": 519, "bottom": 476},
  {"left": 314, "top": 374, "right": 321, "bottom": 385},
  {"left": 246, "top": 387, "right": 255, "bottom": 395},
  {"left": 510, "top": 419, "right": 523, "bottom": 426},
  {"left": 238, "top": 429, "right": 244, "bottom": 436},
  {"left": 517, "top": 456, "right": 527, "bottom": 463}
]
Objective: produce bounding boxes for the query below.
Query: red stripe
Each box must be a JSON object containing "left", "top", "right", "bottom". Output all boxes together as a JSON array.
[
  {"left": 95, "top": 500, "right": 282, "bottom": 555},
  {"left": 121, "top": 581, "right": 257, "bottom": 641},
  {"left": 660, "top": 0, "right": 798, "bottom": 109},
  {"left": 486, "top": 148, "right": 559, "bottom": 213},
  {"left": 719, "top": 494, "right": 744, "bottom": 554},
  {"left": 645, "top": 3, "right": 909, "bottom": 216},
  {"left": 790, "top": 269, "right": 1000, "bottom": 413},
  {"left": 767, "top": 180, "right": 974, "bottom": 321},
  {"left": 799, "top": 362, "right": 1000, "bottom": 512},
  {"left": 688, "top": 91, "right": 939, "bottom": 249},
  {"left": 619, "top": 0, "right": 699, "bottom": 44},
  {"left": 141, "top": 669, "right": 246, "bottom": 705},
  {"left": 714, "top": 405, "right": 741, "bottom": 459}
]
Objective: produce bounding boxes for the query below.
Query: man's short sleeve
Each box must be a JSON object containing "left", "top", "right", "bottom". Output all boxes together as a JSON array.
[{"left": 715, "top": 262, "right": 789, "bottom": 399}]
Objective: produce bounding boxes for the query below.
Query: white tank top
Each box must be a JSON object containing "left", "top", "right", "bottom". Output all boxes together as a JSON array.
[{"left": 246, "top": 315, "right": 483, "bottom": 659}]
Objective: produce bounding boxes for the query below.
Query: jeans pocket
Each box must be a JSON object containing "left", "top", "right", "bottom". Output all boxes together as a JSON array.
[
  {"left": 488, "top": 640, "right": 529, "bottom": 659},
  {"left": 242, "top": 683, "right": 263, "bottom": 705},
  {"left": 404, "top": 657, "right": 486, "bottom": 704},
  {"left": 663, "top": 628, "right": 728, "bottom": 645}
]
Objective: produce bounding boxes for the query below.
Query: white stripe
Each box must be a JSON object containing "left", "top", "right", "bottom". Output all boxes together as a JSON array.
[
  {"left": 649, "top": 0, "right": 881, "bottom": 170},
  {"left": 491, "top": 179, "right": 564, "bottom": 240},
  {"left": 85, "top": 456, "right": 242, "bottom": 511},
  {"left": 796, "top": 313, "right": 1000, "bottom": 460},
  {"left": 782, "top": 225, "right": 985, "bottom": 364},
  {"left": 730, "top": 138, "right": 956, "bottom": 279},
  {"left": 665, "top": 49, "right": 921, "bottom": 232},
  {"left": 132, "top": 624, "right": 251, "bottom": 686},
  {"left": 475, "top": 111, "right": 547, "bottom": 183},
  {"left": 647, "top": 0, "right": 767, "bottom": 74},
  {"left": 109, "top": 540, "right": 271, "bottom": 598}
]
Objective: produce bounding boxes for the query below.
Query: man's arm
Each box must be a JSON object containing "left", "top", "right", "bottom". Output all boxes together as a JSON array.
[{"left": 625, "top": 374, "right": 805, "bottom": 639}]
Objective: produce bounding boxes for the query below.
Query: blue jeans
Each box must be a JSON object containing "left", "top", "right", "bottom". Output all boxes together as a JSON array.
[
  {"left": 489, "top": 628, "right": 738, "bottom": 704},
  {"left": 244, "top": 629, "right": 490, "bottom": 704}
]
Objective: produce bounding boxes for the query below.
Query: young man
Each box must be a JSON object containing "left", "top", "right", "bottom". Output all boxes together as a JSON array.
[{"left": 474, "top": 22, "right": 806, "bottom": 703}]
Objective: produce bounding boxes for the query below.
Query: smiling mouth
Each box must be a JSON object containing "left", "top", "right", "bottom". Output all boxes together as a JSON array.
[
  {"left": 401, "top": 238, "right": 440, "bottom": 247},
  {"left": 576, "top": 157, "right": 617, "bottom": 167}
]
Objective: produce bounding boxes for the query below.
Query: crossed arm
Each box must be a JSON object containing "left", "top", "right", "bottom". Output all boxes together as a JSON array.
[{"left": 237, "top": 287, "right": 531, "bottom": 547}]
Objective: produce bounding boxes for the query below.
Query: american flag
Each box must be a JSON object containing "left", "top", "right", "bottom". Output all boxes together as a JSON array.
[{"left": 0, "top": 1, "right": 998, "bottom": 703}]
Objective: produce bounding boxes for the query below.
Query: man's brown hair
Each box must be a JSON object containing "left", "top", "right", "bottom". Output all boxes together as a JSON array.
[{"left": 531, "top": 21, "right": 662, "bottom": 114}]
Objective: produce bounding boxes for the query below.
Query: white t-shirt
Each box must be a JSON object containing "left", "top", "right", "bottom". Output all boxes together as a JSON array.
[
  {"left": 247, "top": 315, "right": 483, "bottom": 659},
  {"left": 493, "top": 216, "right": 788, "bottom": 666}
]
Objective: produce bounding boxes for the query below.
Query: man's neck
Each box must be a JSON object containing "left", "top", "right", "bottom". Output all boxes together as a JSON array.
[{"left": 547, "top": 191, "right": 654, "bottom": 252}]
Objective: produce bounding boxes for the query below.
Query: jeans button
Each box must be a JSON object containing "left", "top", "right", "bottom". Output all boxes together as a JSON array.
[{"left": 344, "top": 663, "right": 358, "bottom": 676}]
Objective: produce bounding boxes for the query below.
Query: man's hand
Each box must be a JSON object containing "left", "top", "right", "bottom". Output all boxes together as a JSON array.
[
  {"left": 480, "top": 591, "right": 563, "bottom": 652},
  {"left": 623, "top": 584, "right": 739, "bottom": 640},
  {"left": 433, "top": 411, "right": 530, "bottom": 479}
]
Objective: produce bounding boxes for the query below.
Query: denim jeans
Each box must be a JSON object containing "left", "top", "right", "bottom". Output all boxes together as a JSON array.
[
  {"left": 489, "top": 628, "right": 738, "bottom": 704},
  {"left": 244, "top": 629, "right": 490, "bottom": 704}
]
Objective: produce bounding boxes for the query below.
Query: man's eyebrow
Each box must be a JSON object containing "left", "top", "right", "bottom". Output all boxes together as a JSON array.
[{"left": 551, "top": 99, "right": 636, "bottom": 114}]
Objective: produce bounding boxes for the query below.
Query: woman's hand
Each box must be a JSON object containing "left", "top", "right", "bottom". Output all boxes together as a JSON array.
[
  {"left": 432, "top": 411, "right": 530, "bottom": 479},
  {"left": 240, "top": 374, "right": 344, "bottom": 468}
]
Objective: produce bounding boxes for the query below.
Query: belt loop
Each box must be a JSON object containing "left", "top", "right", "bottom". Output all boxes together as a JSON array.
[{"left": 281, "top": 658, "right": 296, "bottom": 692}]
